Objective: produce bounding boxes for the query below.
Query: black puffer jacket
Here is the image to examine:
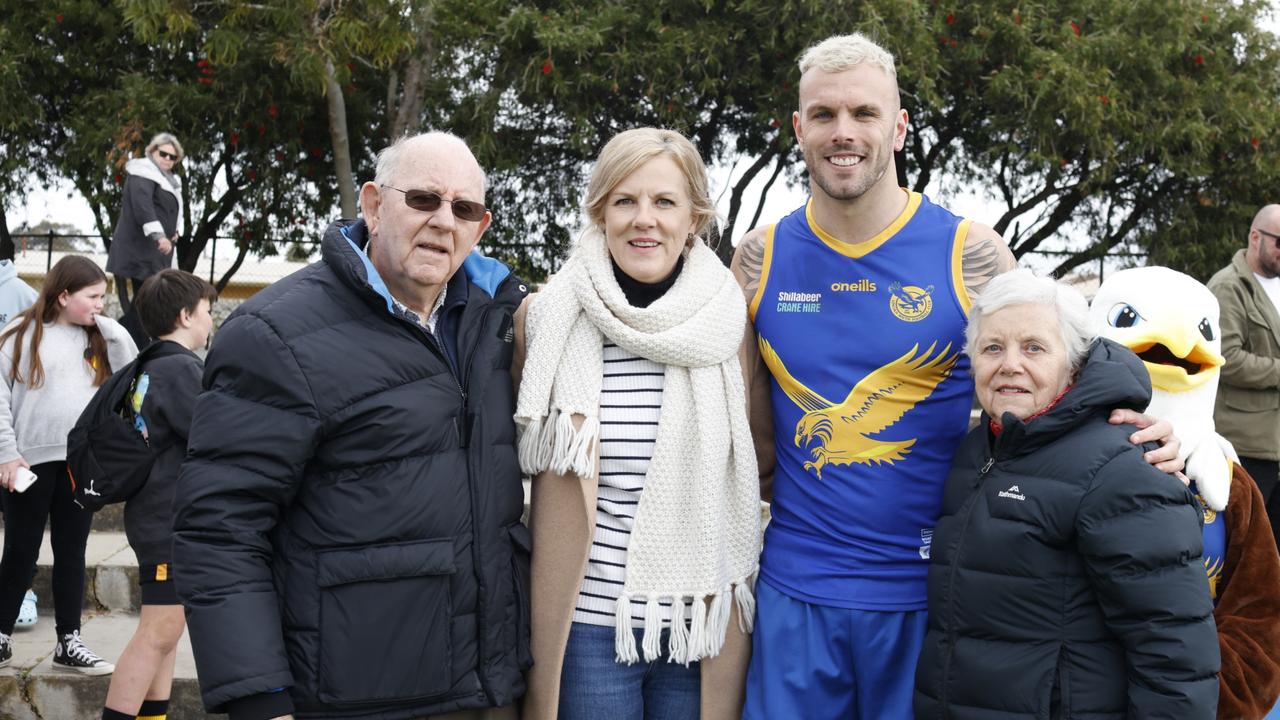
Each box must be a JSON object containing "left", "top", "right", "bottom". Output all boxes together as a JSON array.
[
  {"left": 914, "top": 339, "right": 1220, "bottom": 720},
  {"left": 174, "top": 219, "right": 531, "bottom": 719}
]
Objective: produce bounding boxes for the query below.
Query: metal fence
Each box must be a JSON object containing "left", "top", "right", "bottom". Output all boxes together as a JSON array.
[
  {"left": 1020, "top": 248, "right": 1149, "bottom": 285},
  {"left": 7, "top": 231, "right": 319, "bottom": 289}
]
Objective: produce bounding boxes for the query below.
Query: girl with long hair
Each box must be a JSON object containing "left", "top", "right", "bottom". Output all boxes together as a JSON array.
[{"left": 0, "top": 256, "right": 137, "bottom": 675}]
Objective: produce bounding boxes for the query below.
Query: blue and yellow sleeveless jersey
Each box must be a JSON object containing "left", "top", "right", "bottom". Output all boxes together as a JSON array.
[
  {"left": 751, "top": 191, "right": 975, "bottom": 610},
  {"left": 1192, "top": 480, "right": 1227, "bottom": 603}
]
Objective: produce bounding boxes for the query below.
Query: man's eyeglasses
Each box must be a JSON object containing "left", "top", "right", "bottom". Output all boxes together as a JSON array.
[
  {"left": 156, "top": 150, "right": 179, "bottom": 161},
  {"left": 381, "top": 186, "right": 488, "bottom": 222},
  {"left": 1257, "top": 228, "right": 1280, "bottom": 248}
]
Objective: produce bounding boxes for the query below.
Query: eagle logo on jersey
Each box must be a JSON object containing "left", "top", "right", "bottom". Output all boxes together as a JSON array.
[
  {"left": 759, "top": 338, "right": 959, "bottom": 477},
  {"left": 888, "top": 282, "right": 934, "bottom": 322},
  {"left": 1205, "top": 555, "right": 1223, "bottom": 599}
]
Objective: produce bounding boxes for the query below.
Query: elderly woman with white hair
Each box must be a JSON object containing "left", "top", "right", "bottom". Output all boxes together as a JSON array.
[
  {"left": 913, "top": 269, "right": 1220, "bottom": 720},
  {"left": 108, "top": 132, "right": 183, "bottom": 345}
]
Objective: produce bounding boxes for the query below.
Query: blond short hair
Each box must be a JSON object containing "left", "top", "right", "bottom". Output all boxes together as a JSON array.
[
  {"left": 798, "top": 33, "right": 900, "bottom": 109},
  {"left": 583, "top": 128, "right": 716, "bottom": 240},
  {"left": 146, "top": 132, "right": 184, "bottom": 162}
]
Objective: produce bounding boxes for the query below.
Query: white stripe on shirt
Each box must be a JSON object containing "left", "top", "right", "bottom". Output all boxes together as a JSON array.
[{"left": 573, "top": 341, "right": 686, "bottom": 628}]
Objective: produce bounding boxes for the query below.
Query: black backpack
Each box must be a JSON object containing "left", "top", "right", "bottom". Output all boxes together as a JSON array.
[{"left": 67, "top": 341, "right": 188, "bottom": 511}]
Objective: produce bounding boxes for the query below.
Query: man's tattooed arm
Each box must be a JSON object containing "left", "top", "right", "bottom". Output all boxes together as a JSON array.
[
  {"left": 729, "top": 225, "right": 776, "bottom": 500},
  {"left": 962, "top": 223, "right": 1018, "bottom": 301},
  {"left": 731, "top": 226, "right": 768, "bottom": 301}
]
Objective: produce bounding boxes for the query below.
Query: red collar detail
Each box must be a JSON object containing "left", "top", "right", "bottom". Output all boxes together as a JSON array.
[{"left": 988, "top": 384, "right": 1074, "bottom": 436}]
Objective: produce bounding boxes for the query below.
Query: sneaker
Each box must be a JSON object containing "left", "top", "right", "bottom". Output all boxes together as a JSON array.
[
  {"left": 0, "top": 633, "right": 11, "bottom": 668},
  {"left": 52, "top": 630, "right": 113, "bottom": 675},
  {"left": 14, "top": 590, "right": 36, "bottom": 629}
]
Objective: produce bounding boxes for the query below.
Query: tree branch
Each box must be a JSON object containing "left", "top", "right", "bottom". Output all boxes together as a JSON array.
[
  {"left": 216, "top": 237, "right": 253, "bottom": 293},
  {"left": 719, "top": 138, "right": 780, "bottom": 264},
  {"left": 1009, "top": 186, "right": 1088, "bottom": 258},
  {"left": 1050, "top": 179, "right": 1173, "bottom": 277},
  {"left": 747, "top": 149, "right": 787, "bottom": 231}
]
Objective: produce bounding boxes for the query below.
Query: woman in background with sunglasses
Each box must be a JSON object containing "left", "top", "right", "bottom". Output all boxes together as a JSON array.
[{"left": 107, "top": 132, "right": 184, "bottom": 347}]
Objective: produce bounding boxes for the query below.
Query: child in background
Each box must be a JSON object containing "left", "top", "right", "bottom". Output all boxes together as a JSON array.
[
  {"left": 0, "top": 258, "right": 41, "bottom": 630},
  {"left": 101, "top": 269, "right": 215, "bottom": 720},
  {"left": 0, "top": 256, "right": 138, "bottom": 674}
]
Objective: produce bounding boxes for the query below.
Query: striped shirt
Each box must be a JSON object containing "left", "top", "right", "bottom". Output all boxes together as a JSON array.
[{"left": 573, "top": 341, "right": 682, "bottom": 628}]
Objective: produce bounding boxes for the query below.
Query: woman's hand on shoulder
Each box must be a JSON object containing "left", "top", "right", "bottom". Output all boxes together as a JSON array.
[
  {"left": 0, "top": 457, "right": 30, "bottom": 492},
  {"left": 1108, "top": 409, "right": 1185, "bottom": 476}
]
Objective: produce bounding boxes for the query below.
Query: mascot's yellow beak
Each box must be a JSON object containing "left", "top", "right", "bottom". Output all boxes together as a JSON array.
[{"left": 1120, "top": 316, "right": 1224, "bottom": 393}]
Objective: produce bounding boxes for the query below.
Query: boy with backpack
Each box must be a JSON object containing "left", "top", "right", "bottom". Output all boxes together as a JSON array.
[{"left": 99, "top": 269, "right": 215, "bottom": 720}]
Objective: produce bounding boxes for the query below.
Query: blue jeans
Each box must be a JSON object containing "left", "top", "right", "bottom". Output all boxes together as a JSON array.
[{"left": 558, "top": 621, "right": 700, "bottom": 720}]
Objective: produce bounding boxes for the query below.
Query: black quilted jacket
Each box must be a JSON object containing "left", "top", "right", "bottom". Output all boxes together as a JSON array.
[
  {"left": 914, "top": 339, "right": 1220, "bottom": 720},
  {"left": 174, "top": 219, "right": 531, "bottom": 719}
]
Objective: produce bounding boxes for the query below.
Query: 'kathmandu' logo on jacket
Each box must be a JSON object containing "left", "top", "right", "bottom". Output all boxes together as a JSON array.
[{"left": 998, "top": 484, "right": 1025, "bottom": 501}]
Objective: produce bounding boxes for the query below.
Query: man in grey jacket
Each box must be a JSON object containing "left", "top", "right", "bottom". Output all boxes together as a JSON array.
[{"left": 1209, "top": 203, "right": 1280, "bottom": 547}]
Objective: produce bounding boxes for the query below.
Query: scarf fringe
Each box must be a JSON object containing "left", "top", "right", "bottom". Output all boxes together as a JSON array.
[
  {"left": 687, "top": 593, "right": 707, "bottom": 661},
  {"left": 519, "top": 410, "right": 600, "bottom": 479},
  {"left": 615, "top": 595, "right": 639, "bottom": 664},
  {"left": 667, "top": 596, "right": 690, "bottom": 664},
  {"left": 548, "top": 411, "right": 576, "bottom": 474},
  {"left": 641, "top": 597, "right": 664, "bottom": 661},
  {"left": 613, "top": 574, "right": 759, "bottom": 667},
  {"left": 517, "top": 415, "right": 549, "bottom": 475},
  {"left": 566, "top": 415, "right": 599, "bottom": 477}
]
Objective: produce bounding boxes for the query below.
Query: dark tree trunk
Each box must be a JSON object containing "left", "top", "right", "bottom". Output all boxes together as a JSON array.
[{"left": 0, "top": 204, "right": 13, "bottom": 261}]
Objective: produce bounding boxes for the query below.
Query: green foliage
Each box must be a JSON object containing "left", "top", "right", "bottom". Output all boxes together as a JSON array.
[
  {"left": 894, "top": 0, "right": 1280, "bottom": 279},
  {"left": 0, "top": 0, "right": 390, "bottom": 285}
]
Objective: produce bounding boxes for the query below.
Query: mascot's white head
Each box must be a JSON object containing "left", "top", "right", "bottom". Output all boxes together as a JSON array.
[
  {"left": 1091, "top": 266, "right": 1224, "bottom": 397},
  {"left": 1090, "top": 266, "right": 1234, "bottom": 509}
]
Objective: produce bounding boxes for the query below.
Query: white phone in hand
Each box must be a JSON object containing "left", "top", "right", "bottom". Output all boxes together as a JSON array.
[{"left": 12, "top": 467, "right": 37, "bottom": 493}]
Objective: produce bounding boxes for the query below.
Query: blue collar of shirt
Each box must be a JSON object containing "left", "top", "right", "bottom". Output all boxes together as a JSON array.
[{"left": 340, "top": 224, "right": 470, "bottom": 320}]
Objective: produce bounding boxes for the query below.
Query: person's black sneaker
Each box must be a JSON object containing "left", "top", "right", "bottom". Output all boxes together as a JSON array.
[
  {"left": 0, "top": 633, "right": 11, "bottom": 668},
  {"left": 52, "top": 630, "right": 113, "bottom": 675}
]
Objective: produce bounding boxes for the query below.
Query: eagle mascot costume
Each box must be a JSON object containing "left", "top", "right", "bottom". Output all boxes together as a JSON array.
[{"left": 1092, "top": 266, "right": 1280, "bottom": 719}]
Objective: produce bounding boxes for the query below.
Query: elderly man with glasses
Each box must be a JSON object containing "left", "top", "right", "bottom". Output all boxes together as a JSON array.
[
  {"left": 173, "top": 132, "right": 530, "bottom": 720},
  {"left": 1209, "top": 203, "right": 1280, "bottom": 551}
]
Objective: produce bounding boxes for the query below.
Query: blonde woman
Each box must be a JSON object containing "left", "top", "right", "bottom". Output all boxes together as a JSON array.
[
  {"left": 108, "top": 132, "right": 183, "bottom": 345},
  {"left": 515, "top": 128, "right": 763, "bottom": 720}
]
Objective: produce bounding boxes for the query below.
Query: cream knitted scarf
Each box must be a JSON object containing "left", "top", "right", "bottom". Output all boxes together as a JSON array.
[{"left": 516, "top": 233, "right": 760, "bottom": 665}]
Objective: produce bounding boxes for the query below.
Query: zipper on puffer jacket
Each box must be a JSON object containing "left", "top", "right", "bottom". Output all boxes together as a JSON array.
[
  {"left": 456, "top": 274, "right": 525, "bottom": 444},
  {"left": 939, "top": 448, "right": 997, "bottom": 718},
  {"left": 462, "top": 273, "right": 526, "bottom": 706}
]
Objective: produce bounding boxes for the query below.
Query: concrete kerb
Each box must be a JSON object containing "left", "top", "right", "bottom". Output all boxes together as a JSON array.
[{"left": 2, "top": 611, "right": 211, "bottom": 719}]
